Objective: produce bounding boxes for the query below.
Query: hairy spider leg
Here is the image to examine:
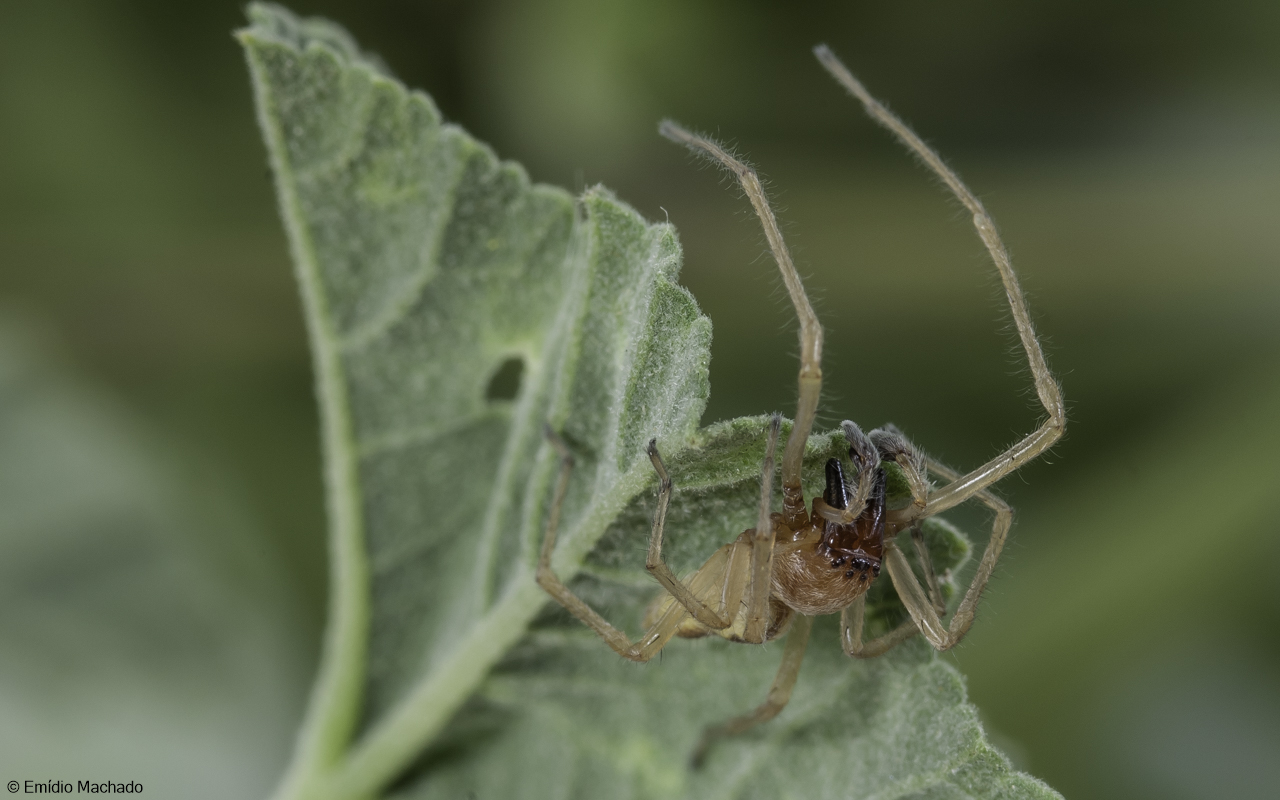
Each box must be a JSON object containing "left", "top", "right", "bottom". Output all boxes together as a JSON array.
[
  {"left": 698, "top": 420, "right": 905, "bottom": 761},
  {"left": 845, "top": 451, "right": 1013, "bottom": 654},
  {"left": 647, "top": 414, "right": 782, "bottom": 644},
  {"left": 658, "top": 123, "right": 823, "bottom": 531},
  {"left": 646, "top": 440, "right": 734, "bottom": 630},
  {"left": 691, "top": 613, "right": 815, "bottom": 768},
  {"left": 839, "top": 521, "right": 950, "bottom": 657},
  {"left": 814, "top": 45, "right": 1065, "bottom": 518},
  {"left": 810, "top": 45, "right": 1060, "bottom": 653},
  {"left": 840, "top": 427, "right": 1001, "bottom": 658},
  {"left": 888, "top": 456, "right": 1013, "bottom": 650},
  {"left": 910, "top": 523, "right": 947, "bottom": 617},
  {"left": 535, "top": 427, "right": 725, "bottom": 660},
  {"left": 535, "top": 421, "right": 783, "bottom": 661},
  {"left": 743, "top": 414, "right": 782, "bottom": 643},
  {"left": 840, "top": 593, "right": 919, "bottom": 659}
]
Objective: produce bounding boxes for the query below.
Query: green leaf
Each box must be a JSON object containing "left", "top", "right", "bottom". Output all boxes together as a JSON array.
[
  {"left": 239, "top": 5, "right": 1061, "bottom": 798},
  {"left": 405, "top": 623, "right": 1049, "bottom": 800}
]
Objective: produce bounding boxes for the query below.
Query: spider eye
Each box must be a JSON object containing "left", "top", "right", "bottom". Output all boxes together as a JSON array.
[{"left": 823, "top": 458, "right": 850, "bottom": 510}]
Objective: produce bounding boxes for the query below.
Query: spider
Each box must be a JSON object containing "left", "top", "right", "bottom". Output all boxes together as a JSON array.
[{"left": 535, "top": 45, "right": 1065, "bottom": 765}]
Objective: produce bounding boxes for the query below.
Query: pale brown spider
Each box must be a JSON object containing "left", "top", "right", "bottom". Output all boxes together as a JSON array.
[{"left": 535, "top": 45, "right": 1065, "bottom": 764}]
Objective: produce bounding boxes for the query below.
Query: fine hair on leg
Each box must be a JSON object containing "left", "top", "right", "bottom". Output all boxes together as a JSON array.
[
  {"left": 659, "top": 121, "right": 823, "bottom": 528},
  {"left": 840, "top": 520, "right": 945, "bottom": 660},
  {"left": 813, "top": 45, "right": 1064, "bottom": 516},
  {"left": 877, "top": 456, "right": 1013, "bottom": 651}
]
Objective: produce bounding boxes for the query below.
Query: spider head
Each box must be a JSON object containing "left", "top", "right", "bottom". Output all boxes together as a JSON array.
[{"left": 815, "top": 460, "right": 886, "bottom": 579}]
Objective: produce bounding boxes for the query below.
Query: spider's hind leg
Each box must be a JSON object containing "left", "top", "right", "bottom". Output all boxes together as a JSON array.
[
  {"left": 691, "top": 614, "right": 815, "bottom": 768},
  {"left": 742, "top": 415, "right": 783, "bottom": 644},
  {"left": 645, "top": 439, "right": 737, "bottom": 630},
  {"left": 536, "top": 427, "right": 696, "bottom": 662},
  {"left": 538, "top": 427, "right": 767, "bottom": 661}
]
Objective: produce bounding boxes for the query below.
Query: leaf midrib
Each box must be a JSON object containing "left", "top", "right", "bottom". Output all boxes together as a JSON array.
[
  {"left": 243, "top": 29, "right": 372, "bottom": 800},
  {"left": 325, "top": 452, "right": 660, "bottom": 797}
]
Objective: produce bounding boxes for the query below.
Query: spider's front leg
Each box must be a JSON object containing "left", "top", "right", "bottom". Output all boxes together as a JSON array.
[
  {"left": 840, "top": 594, "right": 918, "bottom": 659},
  {"left": 845, "top": 453, "right": 1011, "bottom": 655},
  {"left": 839, "top": 519, "right": 949, "bottom": 658},
  {"left": 893, "top": 457, "right": 1013, "bottom": 650},
  {"left": 659, "top": 122, "right": 823, "bottom": 531},
  {"left": 866, "top": 455, "right": 1011, "bottom": 652},
  {"left": 816, "top": 45, "right": 1063, "bottom": 652},
  {"left": 815, "top": 45, "right": 1064, "bottom": 518}
]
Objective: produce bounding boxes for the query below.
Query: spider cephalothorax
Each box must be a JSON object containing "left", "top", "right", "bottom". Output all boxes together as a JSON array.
[
  {"left": 773, "top": 454, "right": 886, "bottom": 617},
  {"left": 816, "top": 457, "right": 886, "bottom": 582},
  {"left": 535, "top": 43, "right": 1065, "bottom": 766}
]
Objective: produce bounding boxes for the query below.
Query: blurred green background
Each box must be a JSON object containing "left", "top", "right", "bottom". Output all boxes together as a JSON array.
[{"left": 1, "top": 0, "right": 1277, "bottom": 797}]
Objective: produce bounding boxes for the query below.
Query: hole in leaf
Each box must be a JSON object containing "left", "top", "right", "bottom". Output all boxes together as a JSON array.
[{"left": 485, "top": 357, "right": 524, "bottom": 401}]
